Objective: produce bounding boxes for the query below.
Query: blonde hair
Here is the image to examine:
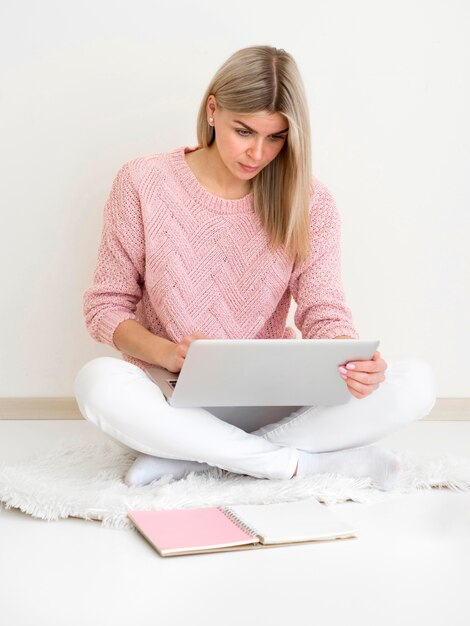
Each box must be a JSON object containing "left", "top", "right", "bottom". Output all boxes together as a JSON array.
[{"left": 196, "top": 45, "right": 312, "bottom": 263}]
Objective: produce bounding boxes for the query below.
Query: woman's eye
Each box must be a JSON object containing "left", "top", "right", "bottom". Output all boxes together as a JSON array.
[
  {"left": 270, "top": 135, "right": 285, "bottom": 142},
  {"left": 236, "top": 129, "right": 251, "bottom": 137}
]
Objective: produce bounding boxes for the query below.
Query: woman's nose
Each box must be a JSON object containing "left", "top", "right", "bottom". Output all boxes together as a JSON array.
[{"left": 248, "top": 138, "right": 263, "bottom": 162}]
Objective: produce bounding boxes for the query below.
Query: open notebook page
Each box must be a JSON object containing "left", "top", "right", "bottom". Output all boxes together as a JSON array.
[{"left": 225, "top": 499, "right": 356, "bottom": 544}]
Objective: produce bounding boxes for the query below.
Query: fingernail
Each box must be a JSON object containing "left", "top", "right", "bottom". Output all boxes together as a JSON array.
[
  {"left": 340, "top": 373, "right": 348, "bottom": 380},
  {"left": 346, "top": 363, "right": 356, "bottom": 370},
  {"left": 339, "top": 366, "right": 348, "bottom": 374}
]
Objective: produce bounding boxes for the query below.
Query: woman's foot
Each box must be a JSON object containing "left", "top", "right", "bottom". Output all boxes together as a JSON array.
[
  {"left": 124, "top": 453, "right": 212, "bottom": 487},
  {"left": 295, "top": 445, "right": 403, "bottom": 491}
]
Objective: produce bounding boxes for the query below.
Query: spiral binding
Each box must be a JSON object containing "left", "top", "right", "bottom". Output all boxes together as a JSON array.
[{"left": 221, "top": 507, "right": 258, "bottom": 537}]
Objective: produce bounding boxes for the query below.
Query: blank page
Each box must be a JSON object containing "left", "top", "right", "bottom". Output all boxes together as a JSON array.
[{"left": 225, "top": 499, "right": 357, "bottom": 544}]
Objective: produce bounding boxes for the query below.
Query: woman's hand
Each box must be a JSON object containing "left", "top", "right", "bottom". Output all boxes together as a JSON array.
[
  {"left": 338, "top": 351, "right": 387, "bottom": 400},
  {"left": 161, "top": 332, "right": 211, "bottom": 373}
]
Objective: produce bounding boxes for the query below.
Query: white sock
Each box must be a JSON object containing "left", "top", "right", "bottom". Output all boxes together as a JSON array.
[
  {"left": 124, "top": 454, "right": 212, "bottom": 487},
  {"left": 296, "top": 445, "right": 403, "bottom": 491}
]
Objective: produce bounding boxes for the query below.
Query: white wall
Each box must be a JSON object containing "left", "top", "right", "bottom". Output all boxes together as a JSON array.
[{"left": 1, "top": 0, "right": 468, "bottom": 397}]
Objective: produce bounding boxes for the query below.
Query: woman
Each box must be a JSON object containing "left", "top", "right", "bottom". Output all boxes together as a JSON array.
[{"left": 74, "top": 45, "right": 436, "bottom": 490}]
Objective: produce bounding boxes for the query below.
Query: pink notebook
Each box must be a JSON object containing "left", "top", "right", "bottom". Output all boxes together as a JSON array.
[
  {"left": 128, "top": 508, "right": 257, "bottom": 556},
  {"left": 128, "top": 500, "right": 357, "bottom": 557}
]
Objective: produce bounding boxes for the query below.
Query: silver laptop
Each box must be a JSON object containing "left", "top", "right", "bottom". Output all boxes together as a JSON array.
[{"left": 144, "top": 338, "right": 379, "bottom": 407}]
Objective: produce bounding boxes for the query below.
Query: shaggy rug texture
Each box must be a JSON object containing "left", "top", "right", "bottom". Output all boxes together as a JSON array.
[{"left": 1, "top": 436, "right": 470, "bottom": 531}]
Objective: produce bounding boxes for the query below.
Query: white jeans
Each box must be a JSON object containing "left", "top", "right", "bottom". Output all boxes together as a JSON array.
[{"left": 73, "top": 356, "right": 436, "bottom": 480}]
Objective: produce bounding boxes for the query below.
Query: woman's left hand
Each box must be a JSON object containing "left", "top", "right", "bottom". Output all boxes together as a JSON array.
[{"left": 338, "top": 351, "right": 387, "bottom": 400}]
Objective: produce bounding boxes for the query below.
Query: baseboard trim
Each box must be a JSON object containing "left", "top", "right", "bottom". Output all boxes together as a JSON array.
[
  {"left": 0, "top": 397, "right": 469, "bottom": 421},
  {"left": 0, "top": 398, "right": 82, "bottom": 420},
  {"left": 424, "top": 398, "right": 470, "bottom": 421}
]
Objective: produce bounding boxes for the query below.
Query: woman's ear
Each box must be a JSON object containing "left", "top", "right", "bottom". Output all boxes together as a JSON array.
[{"left": 206, "top": 95, "right": 216, "bottom": 118}]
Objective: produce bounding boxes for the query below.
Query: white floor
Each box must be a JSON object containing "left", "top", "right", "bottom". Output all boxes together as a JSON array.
[{"left": 1, "top": 418, "right": 469, "bottom": 626}]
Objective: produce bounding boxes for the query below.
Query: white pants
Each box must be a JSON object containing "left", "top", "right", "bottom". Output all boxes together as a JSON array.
[{"left": 73, "top": 356, "right": 436, "bottom": 481}]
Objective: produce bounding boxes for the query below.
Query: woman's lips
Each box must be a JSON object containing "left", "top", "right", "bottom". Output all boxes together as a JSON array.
[{"left": 239, "top": 163, "right": 258, "bottom": 173}]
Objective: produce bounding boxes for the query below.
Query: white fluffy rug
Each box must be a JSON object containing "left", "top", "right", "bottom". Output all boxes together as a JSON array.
[{"left": 1, "top": 436, "right": 470, "bottom": 531}]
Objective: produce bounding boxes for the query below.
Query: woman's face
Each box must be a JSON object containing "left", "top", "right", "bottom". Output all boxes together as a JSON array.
[{"left": 208, "top": 99, "right": 289, "bottom": 181}]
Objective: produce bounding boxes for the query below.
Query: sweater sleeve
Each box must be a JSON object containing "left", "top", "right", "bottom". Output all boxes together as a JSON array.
[
  {"left": 289, "top": 181, "right": 359, "bottom": 339},
  {"left": 83, "top": 162, "right": 145, "bottom": 348}
]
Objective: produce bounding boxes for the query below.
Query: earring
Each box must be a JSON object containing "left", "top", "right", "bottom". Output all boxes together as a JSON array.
[{"left": 208, "top": 117, "right": 214, "bottom": 125}]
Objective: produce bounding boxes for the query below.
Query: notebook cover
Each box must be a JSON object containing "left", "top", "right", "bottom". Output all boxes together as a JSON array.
[{"left": 128, "top": 508, "right": 259, "bottom": 556}]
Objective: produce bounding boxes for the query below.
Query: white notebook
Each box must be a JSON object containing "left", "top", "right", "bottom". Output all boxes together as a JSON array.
[{"left": 128, "top": 499, "right": 357, "bottom": 557}]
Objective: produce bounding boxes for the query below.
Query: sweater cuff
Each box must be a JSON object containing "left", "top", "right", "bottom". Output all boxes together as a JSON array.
[
  {"left": 330, "top": 326, "right": 359, "bottom": 339},
  {"left": 99, "top": 309, "right": 138, "bottom": 349},
  {"left": 312, "top": 324, "right": 360, "bottom": 340}
]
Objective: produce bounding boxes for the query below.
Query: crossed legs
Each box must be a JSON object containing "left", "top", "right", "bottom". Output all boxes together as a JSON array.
[{"left": 73, "top": 356, "right": 436, "bottom": 487}]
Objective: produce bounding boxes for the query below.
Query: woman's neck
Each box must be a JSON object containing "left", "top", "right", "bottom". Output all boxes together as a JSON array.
[{"left": 185, "top": 145, "right": 252, "bottom": 200}]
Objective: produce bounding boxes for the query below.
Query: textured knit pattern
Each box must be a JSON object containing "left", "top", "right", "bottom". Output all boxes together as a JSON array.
[{"left": 83, "top": 146, "right": 358, "bottom": 371}]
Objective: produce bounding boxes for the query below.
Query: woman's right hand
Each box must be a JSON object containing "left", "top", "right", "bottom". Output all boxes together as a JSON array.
[{"left": 161, "top": 332, "right": 211, "bottom": 373}]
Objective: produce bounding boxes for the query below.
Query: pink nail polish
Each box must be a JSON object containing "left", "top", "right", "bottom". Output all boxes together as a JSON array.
[
  {"left": 346, "top": 363, "right": 356, "bottom": 370},
  {"left": 339, "top": 366, "right": 347, "bottom": 374}
]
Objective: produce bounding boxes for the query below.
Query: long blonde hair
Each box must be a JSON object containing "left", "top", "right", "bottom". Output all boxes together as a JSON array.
[{"left": 196, "top": 45, "right": 312, "bottom": 263}]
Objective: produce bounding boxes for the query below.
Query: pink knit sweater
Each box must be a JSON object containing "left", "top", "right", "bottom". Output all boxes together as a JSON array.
[{"left": 83, "top": 146, "right": 358, "bottom": 371}]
